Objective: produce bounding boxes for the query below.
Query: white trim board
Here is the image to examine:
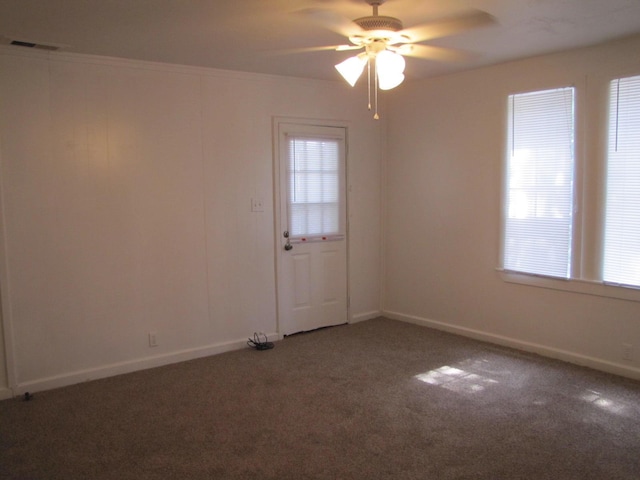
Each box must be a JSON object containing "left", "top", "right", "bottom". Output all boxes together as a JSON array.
[
  {"left": 0, "top": 45, "right": 344, "bottom": 91},
  {"left": 10, "top": 332, "right": 279, "bottom": 396},
  {"left": 383, "top": 310, "right": 640, "bottom": 381},
  {"left": 0, "top": 387, "right": 12, "bottom": 401},
  {"left": 351, "top": 310, "right": 382, "bottom": 324}
]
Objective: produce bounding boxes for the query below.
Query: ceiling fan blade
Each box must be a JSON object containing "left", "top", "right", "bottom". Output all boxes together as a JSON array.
[
  {"left": 296, "top": 8, "right": 363, "bottom": 38},
  {"left": 394, "top": 44, "right": 471, "bottom": 63},
  {"left": 336, "top": 45, "right": 364, "bottom": 51},
  {"left": 268, "top": 45, "right": 356, "bottom": 56},
  {"left": 402, "top": 10, "right": 496, "bottom": 44}
]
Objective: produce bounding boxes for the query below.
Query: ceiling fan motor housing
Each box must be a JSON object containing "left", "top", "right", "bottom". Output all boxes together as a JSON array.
[{"left": 354, "top": 15, "right": 403, "bottom": 32}]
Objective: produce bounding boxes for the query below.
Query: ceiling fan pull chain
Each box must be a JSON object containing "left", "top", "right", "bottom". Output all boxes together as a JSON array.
[
  {"left": 367, "top": 58, "right": 372, "bottom": 111},
  {"left": 374, "top": 57, "right": 380, "bottom": 120}
]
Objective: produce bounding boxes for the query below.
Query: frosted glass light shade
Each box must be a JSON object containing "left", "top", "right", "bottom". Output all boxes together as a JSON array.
[
  {"left": 376, "top": 50, "right": 405, "bottom": 74},
  {"left": 335, "top": 55, "right": 367, "bottom": 87},
  {"left": 378, "top": 72, "right": 405, "bottom": 90},
  {"left": 376, "top": 50, "right": 405, "bottom": 90}
]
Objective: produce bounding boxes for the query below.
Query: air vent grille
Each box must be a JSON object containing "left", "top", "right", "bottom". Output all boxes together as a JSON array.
[{"left": 8, "top": 39, "right": 60, "bottom": 51}]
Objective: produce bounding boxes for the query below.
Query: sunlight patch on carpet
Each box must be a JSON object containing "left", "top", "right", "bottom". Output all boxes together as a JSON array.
[
  {"left": 580, "top": 389, "right": 628, "bottom": 415},
  {"left": 414, "top": 364, "right": 499, "bottom": 394}
]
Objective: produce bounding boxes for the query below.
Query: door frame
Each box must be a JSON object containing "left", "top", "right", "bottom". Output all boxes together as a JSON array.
[{"left": 272, "top": 116, "right": 350, "bottom": 336}]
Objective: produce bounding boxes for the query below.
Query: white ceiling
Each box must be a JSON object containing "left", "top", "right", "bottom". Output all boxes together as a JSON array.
[{"left": 2, "top": 0, "right": 640, "bottom": 82}]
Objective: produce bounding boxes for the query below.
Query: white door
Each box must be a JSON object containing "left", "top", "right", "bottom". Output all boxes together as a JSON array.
[{"left": 275, "top": 121, "right": 348, "bottom": 336}]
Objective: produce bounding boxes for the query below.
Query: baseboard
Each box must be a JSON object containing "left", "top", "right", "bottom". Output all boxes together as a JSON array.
[
  {"left": 384, "top": 310, "right": 640, "bottom": 381},
  {"left": 0, "top": 386, "right": 13, "bottom": 400},
  {"left": 351, "top": 310, "right": 382, "bottom": 324},
  {"left": 13, "top": 333, "right": 278, "bottom": 395}
]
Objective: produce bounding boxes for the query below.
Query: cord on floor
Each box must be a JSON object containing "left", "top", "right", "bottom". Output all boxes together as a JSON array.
[{"left": 247, "top": 332, "right": 274, "bottom": 350}]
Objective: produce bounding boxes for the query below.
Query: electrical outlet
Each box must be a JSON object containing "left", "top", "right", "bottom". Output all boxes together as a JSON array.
[
  {"left": 622, "top": 344, "right": 633, "bottom": 361},
  {"left": 149, "top": 332, "right": 158, "bottom": 348},
  {"left": 251, "top": 198, "right": 264, "bottom": 212}
]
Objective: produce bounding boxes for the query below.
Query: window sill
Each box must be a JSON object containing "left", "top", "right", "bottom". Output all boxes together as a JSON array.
[{"left": 496, "top": 268, "right": 640, "bottom": 303}]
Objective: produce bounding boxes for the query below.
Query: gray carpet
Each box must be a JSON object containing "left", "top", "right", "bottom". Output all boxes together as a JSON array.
[{"left": 1, "top": 317, "right": 639, "bottom": 479}]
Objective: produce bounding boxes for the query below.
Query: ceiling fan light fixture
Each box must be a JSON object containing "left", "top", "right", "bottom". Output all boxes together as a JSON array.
[
  {"left": 376, "top": 50, "right": 405, "bottom": 74},
  {"left": 378, "top": 71, "right": 405, "bottom": 90},
  {"left": 376, "top": 50, "right": 405, "bottom": 90},
  {"left": 308, "top": 0, "right": 496, "bottom": 118},
  {"left": 335, "top": 54, "right": 367, "bottom": 87}
]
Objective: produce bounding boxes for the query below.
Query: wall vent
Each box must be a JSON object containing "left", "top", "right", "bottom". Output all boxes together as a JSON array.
[
  {"left": 0, "top": 36, "right": 64, "bottom": 51},
  {"left": 10, "top": 39, "right": 60, "bottom": 51}
]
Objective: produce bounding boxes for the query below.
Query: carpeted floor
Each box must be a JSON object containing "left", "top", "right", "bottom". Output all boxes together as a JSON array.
[{"left": 1, "top": 317, "right": 639, "bottom": 479}]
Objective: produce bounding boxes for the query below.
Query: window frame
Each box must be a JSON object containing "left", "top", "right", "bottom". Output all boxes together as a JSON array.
[
  {"left": 498, "top": 75, "right": 640, "bottom": 303},
  {"left": 286, "top": 134, "right": 345, "bottom": 242},
  {"left": 503, "top": 86, "right": 577, "bottom": 279},
  {"left": 602, "top": 74, "right": 640, "bottom": 288}
]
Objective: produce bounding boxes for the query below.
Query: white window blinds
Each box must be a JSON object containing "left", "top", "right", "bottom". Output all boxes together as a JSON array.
[
  {"left": 287, "top": 136, "right": 342, "bottom": 238},
  {"left": 504, "top": 87, "right": 575, "bottom": 278},
  {"left": 604, "top": 75, "right": 640, "bottom": 287}
]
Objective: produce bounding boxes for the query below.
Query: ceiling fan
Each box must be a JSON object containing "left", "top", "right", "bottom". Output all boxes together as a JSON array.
[{"left": 304, "top": 0, "right": 496, "bottom": 118}]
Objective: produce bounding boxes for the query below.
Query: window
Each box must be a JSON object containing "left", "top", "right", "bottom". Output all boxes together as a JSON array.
[
  {"left": 603, "top": 75, "right": 640, "bottom": 287},
  {"left": 287, "top": 135, "right": 343, "bottom": 239},
  {"left": 500, "top": 75, "right": 640, "bottom": 301},
  {"left": 503, "top": 87, "right": 575, "bottom": 278}
]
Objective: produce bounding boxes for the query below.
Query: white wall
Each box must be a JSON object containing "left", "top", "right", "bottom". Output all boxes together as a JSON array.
[
  {"left": 5, "top": 34, "right": 640, "bottom": 398},
  {"left": 0, "top": 48, "right": 383, "bottom": 395},
  {"left": 384, "top": 34, "right": 640, "bottom": 379}
]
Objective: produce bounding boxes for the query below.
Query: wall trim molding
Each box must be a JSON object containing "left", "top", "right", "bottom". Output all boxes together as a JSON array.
[
  {"left": 351, "top": 310, "right": 381, "bottom": 324},
  {"left": 383, "top": 310, "right": 640, "bottom": 381},
  {"left": 0, "top": 387, "right": 13, "bottom": 401},
  {"left": 0, "top": 45, "right": 342, "bottom": 89},
  {"left": 12, "top": 333, "right": 277, "bottom": 395}
]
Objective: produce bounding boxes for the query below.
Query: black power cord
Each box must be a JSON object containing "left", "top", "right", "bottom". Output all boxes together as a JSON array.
[{"left": 247, "top": 332, "right": 274, "bottom": 351}]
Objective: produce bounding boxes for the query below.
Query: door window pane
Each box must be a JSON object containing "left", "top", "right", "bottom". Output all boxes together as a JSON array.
[{"left": 287, "top": 137, "right": 341, "bottom": 237}]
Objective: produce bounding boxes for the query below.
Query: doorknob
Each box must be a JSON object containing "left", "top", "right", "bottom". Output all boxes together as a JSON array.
[{"left": 283, "top": 230, "right": 293, "bottom": 251}]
